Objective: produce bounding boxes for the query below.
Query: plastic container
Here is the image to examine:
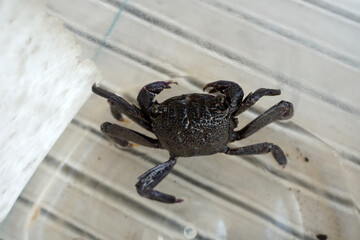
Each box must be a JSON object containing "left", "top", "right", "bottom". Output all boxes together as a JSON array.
[{"left": 1, "top": 0, "right": 359, "bottom": 239}]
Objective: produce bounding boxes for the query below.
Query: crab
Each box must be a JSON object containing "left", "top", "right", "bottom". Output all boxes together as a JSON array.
[{"left": 92, "top": 80, "right": 294, "bottom": 203}]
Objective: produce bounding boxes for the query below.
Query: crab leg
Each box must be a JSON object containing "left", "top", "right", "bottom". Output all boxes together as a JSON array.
[
  {"left": 101, "top": 122, "right": 161, "bottom": 148},
  {"left": 234, "top": 101, "right": 293, "bottom": 141},
  {"left": 225, "top": 143, "right": 287, "bottom": 167},
  {"left": 136, "top": 157, "right": 183, "bottom": 203},
  {"left": 92, "top": 84, "right": 153, "bottom": 131},
  {"left": 235, "top": 88, "right": 281, "bottom": 116}
]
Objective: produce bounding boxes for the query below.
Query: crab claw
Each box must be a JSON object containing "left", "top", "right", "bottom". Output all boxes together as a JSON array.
[
  {"left": 203, "top": 82, "right": 221, "bottom": 93},
  {"left": 137, "top": 80, "right": 178, "bottom": 112},
  {"left": 203, "top": 81, "right": 244, "bottom": 112},
  {"left": 158, "top": 80, "right": 178, "bottom": 89},
  {"left": 166, "top": 80, "right": 178, "bottom": 86},
  {"left": 143, "top": 80, "right": 178, "bottom": 94},
  {"left": 203, "top": 80, "right": 239, "bottom": 94}
]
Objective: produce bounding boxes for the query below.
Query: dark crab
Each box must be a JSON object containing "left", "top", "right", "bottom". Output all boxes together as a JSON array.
[{"left": 92, "top": 80, "right": 294, "bottom": 203}]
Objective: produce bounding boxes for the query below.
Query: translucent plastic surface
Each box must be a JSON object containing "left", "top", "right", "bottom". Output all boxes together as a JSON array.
[{"left": 1, "top": 0, "right": 360, "bottom": 239}]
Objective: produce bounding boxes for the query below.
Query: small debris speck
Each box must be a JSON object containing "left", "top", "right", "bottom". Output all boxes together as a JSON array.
[
  {"left": 304, "top": 157, "right": 309, "bottom": 162},
  {"left": 316, "top": 234, "right": 327, "bottom": 240}
]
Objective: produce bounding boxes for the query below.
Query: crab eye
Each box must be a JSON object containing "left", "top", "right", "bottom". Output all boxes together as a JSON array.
[{"left": 151, "top": 104, "right": 163, "bottom": 117}]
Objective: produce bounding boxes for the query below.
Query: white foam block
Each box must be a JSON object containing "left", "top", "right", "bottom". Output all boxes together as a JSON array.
[{"left": 0, "top": 0, "right": 103, "bottom": 222}]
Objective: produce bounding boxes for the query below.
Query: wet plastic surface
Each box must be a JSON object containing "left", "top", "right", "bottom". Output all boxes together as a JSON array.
[{"left": 1, "top": 0, "right": 360, "bottom": 239}]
